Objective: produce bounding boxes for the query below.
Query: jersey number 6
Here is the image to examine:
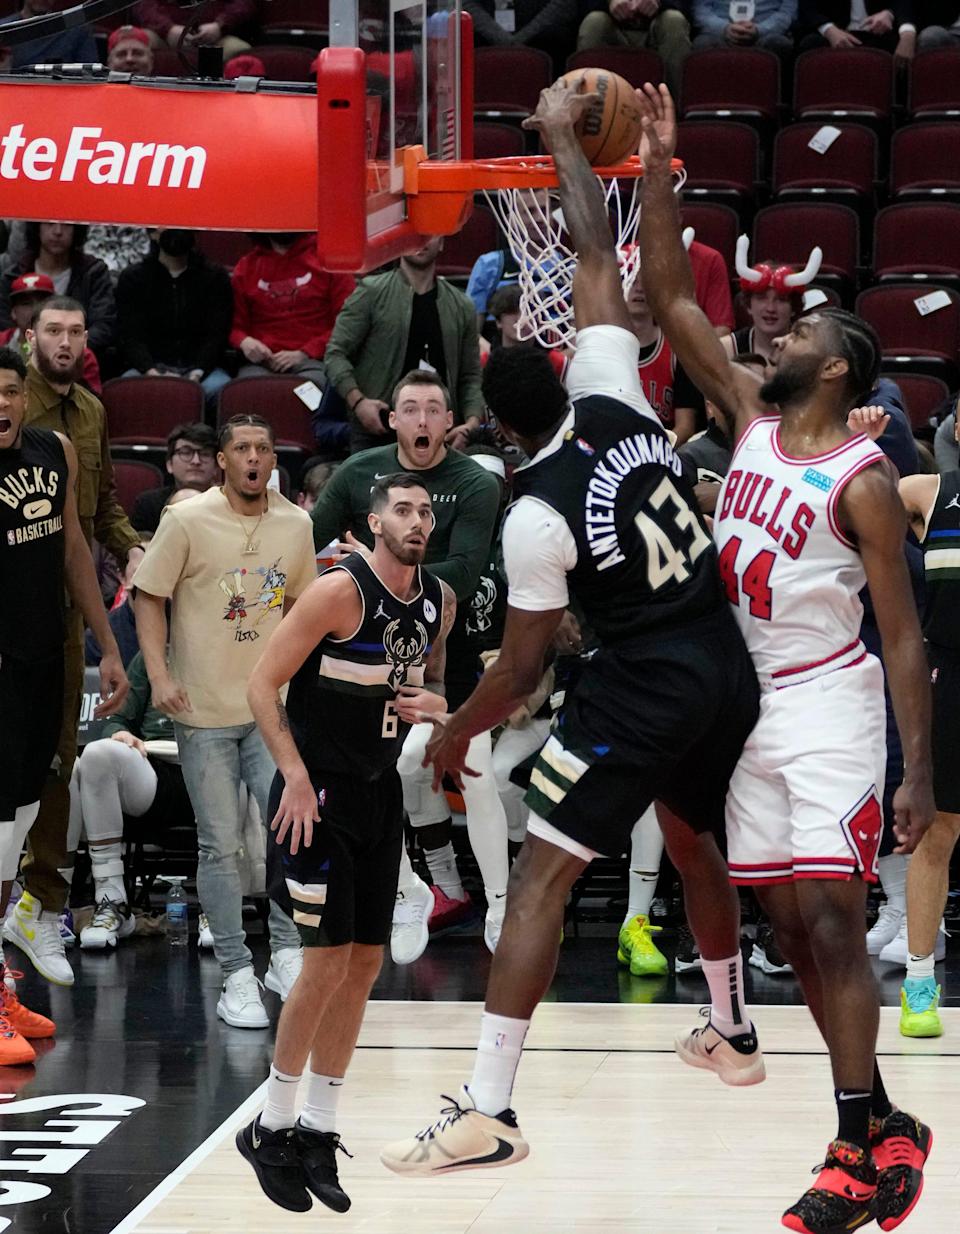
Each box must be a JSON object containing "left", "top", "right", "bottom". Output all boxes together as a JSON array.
[
  {"left": 634, "top": 476, "right": 712, "bottom": 591},
  {"left": 382, "top": 700, "right": 399, "bottom": 739}
]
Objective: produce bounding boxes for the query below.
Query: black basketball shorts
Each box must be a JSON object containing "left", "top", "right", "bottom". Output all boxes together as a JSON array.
[
  {"left": 0, "top": 651, "right": 64, "bottom": 818},
  {"left": 267, "top": 766, "right": 404, "bottom": 947},
  {"left": 523, "top": 609, "right": 760, "bottom": 857},
  {"left": 929, "top": 643, "right": 960, "bottom": 815}
]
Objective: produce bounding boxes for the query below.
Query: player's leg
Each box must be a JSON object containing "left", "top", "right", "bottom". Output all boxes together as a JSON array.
[
  {"left": 491, "top": 718, "right": 551, "bottom": 844},
  {"left": 459, "top": 730, "right": 510, "bottom": 952},
  {"left": 867, "top": 700, "right": 909, "bottom": 956},
  {"left": 617, "top": 805, "right": 667, "bottom": 976}
]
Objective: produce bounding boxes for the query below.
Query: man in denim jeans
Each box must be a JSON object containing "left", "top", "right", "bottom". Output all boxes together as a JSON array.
[{"left": 134, "top": 414, "right": 317, "bottom": 1027}]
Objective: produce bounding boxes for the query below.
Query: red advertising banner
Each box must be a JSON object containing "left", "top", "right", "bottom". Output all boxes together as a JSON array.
[{"left": 0, "top": 81, "right": 318, "bottom": 231}]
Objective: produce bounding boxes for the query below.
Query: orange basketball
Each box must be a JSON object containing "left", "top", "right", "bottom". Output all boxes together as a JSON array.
[{"left": 560, "top": 68, "right": 643, "bottom": 167}]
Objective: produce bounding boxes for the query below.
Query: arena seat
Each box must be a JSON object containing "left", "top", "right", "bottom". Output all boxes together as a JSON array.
[
  {"left": 248, "top": 44, "right": 317, "bottom": 82},
  {"left": 474, "top": 47, "right": 553, "bottom": 121},
  {"left": 752, "top": 203, "right": 860, "bottom": 297},
  {"left": 196, "top": 230, "right": 254, "bottom": 271},
  {"left": 772, "top": 122, "right": 878, "bottom": 209},
  {"left": 102, "top": 376, "right": 205, "bottom": 445},
  {"left": 793, "top": 48, "right": 893, "bottom": 123},
  {"left": 890, "top": 124, "right": 960, "bottom": 200},
  {"left": 908, "top": 48, "right": 960, "bottom": 120},
  {"left": 259, "top": 0, "right": 330, "bottom": 46},
  {"left": 113, "top": 459, "right": 165, "bottom": 518},
  {"left": 677, "top": 121, "right": 760, "bottom": 217},
  {"left": 473, "top": 122, "right": 526, "bottom": 160},
  {"left": 679, "top": 202, "right": 739, "bottom": 272},
  {"left": 873, "top": 203, "right": 960, "bottom": 286},
  {"left": 437, "top": 204, "right": 500, "bottom": 279},
  {"left": 857, "top": 283, "right": 960, "bottom": 383},
  {"left": 565, "top": 47, "right": 664, "bottom": 88},
  {"left": 883, "top": 373, "right": 953, "bottom": 431},
  {"left": 680, "top": 48, "right": 780, "bottom": 126},
  {"left": 218, "top": 376, "right": 318, "bottom": 453}
]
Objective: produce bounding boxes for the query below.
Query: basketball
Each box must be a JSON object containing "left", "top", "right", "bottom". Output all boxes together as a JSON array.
[{"left": 560, "top": 68, "right": 644, "bottom": 167}]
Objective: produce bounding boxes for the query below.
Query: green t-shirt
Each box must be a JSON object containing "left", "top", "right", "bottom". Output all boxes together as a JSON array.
[{"left": 311, "top": 446, "right": 501, "bottom": 602}]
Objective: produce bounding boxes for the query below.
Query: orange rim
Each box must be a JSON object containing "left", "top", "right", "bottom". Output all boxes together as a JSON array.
[{"left": 405, "top": 147, "right": 684, "bottom": 193}]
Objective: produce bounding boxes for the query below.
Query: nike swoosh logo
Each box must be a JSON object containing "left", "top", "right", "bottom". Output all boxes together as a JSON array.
[
  {"left": 704, "top": 1040, "right": 721, "bottom": 1055},
  {"left": 24, "top": 499, "right": 52, "bottom": 520},
  {"left": 437, "top": 1137, "right": 516, "bottom": 1169},
  {"left": 251, "top": 1126, "right": 261, "bottom": 1149}
]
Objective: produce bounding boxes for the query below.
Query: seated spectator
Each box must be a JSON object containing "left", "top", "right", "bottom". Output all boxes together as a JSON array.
[
  {"left": 463, "top": 0, "right": 583, "bottom": 74},
  {"left": 130, "top": 422, "right": 220, "bottom": 534},
  {"left": 132, "top": 0, "right": 255, "bottom": 60},
  {"left": 106, "top": 24, "right": 155, "bottom": 72},
  {"left": 916, "top": 0, "right": 960, "bottom": 46},
  {"left": 85, "top": 537, "right": 154, "bottom": 667},
  {"left": 625, "top": 266, "right": 703, "bottom": 442},
  {"left": 578, "top": 0, "right": 692, "bottom": 97},
  {"left": 296, "top": 460, "right": 339, "bottom": 515},
  {"left": 0, "top": 223, "right": 115, "bottom": 356},
  {"left": 691, "top": 0, "right": 796, "bottom": 56},
  {"left": 117, "top": 229, "right": 233, "bottom": 406},
  {"left": 485, "top": 283, "right": 569, "bottom": 380},
  {"left": 230, "top": 232, "right": 354, "bottom": 390},
  {"left": 0, "top": 0, "right": 97, "bottom": 68},
  {"left": 686, "top": 238, "right": 735, "bottom": 335},
  {"left": 325, "top": 235, "right": 484, "bottom": 453},
  {"left": 797, "top": 0, "right": 917, "bottom": 56},
  {"left": 0, "top": 273, "right": 101, "bottom": 393}
]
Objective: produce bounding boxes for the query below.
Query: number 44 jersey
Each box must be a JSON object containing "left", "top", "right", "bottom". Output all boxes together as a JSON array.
[
  {"left": 714, "top": 415, "right": 885, "bottom": 684},
  {"left": 285, "top": 553, "right": 445, "bottom": 780}
]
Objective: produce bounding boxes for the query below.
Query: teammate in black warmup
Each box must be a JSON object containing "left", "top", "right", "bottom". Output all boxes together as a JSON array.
[{"left": 236, "top": 473, "right": 454, "bottom": 1212}]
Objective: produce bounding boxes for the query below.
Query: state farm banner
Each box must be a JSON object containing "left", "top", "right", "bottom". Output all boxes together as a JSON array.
[{"left": 0, "top": 80, "right": 318, "bottom": 231}]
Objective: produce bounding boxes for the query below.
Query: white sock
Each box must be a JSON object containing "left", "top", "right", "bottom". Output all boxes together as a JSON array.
[
  {"left": 877, "top": 854, "right": 909, "bottom": 913},
  {"left": 906, "top": 952, "right": 936, "bottom": 981},
  {"left": 469, "top": 1011, "right": 529, "bottom": 1116},
  {"left": 90, "top": 842, "right": 126, "bottom": 904},
  {"left": 702, "top": 953, "right": 751, "bottom": 1036},
  {"left": 299, "top": 1072, "right": 344, "bottom": 1133},
  {"left": 625, "top": 806, "right": 663, "bottom": 926},
  {"left": 485, "top": 888, "right": 507, "bottom": 919},
  {"left": 395, "top": 842, "right": 422, "bottom": 895},
  {"left": 424, "top": 841, "right": 464, "bottom": 900},
  {"left": 260, "top": 1065, "right": 302, "bottom": 1131}
]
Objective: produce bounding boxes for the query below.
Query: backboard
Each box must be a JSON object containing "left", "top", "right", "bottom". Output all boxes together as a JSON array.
[{"left": 317, "top": 0, "right": 473, "bottom": 272}]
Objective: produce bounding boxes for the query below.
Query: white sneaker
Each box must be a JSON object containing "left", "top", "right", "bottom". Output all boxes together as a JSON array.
[
  {"left": 3, "top": 891, "right": 74, "bottom": 986},
  {"left": 264, "top": 947, "right": 303, "bottom": 1001},
  {"left": 674, "top": 1010, "right": 766, "bottom": 1087},
  {"left": 878, "top": 918, "right": 947, "bottom": 966},
  {"left": 484, "top": 906, "right": 505, "bottom": 955},
  {"left": 80, "top": 899, "right": 136, "bottom": 950},
  {"left": 391, "top": 878, "right": 434, "bottom": 965},
  {"left": 197, "top": 913, "right": 214, "bottom": 949},
  {"left": 866, "top": 902, "right": 904, "bottom": 955},
  {"left": 380, "top": 1086, "right": 529, "bottom": 1176},
  {"left": 216, "top": 967, "right": 269, "bottom": 1029}
]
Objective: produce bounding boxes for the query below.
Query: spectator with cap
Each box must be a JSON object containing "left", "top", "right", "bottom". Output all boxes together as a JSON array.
[
  {"left": 132, "top": 0, "right": 255, "bottom": 60},
  {"left": 577, "top": 0, "right": 692, "bottom": 98},
  {"left": 117, "top": 228, "right": 233, "bottom": 406},
  {"left": 130, "top": 422, "right": 220, "bottom": 534},
  {"left": 0, "top": 0, "right": 98, "bottom": 68},
  {"left": 106, "top": 24, "right": 155, "bottom": 72},
  {"left": 0, "top": 273, "right": 101, "bottom": 392}
]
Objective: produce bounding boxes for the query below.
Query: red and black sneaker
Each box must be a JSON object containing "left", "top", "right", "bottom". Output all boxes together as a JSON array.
[
  {"left": 782, "top": 1139, "right": 877, "bottom": 1234},
  {"left": 870, "top": 1110, "right": 933, "bottom": 1231}
]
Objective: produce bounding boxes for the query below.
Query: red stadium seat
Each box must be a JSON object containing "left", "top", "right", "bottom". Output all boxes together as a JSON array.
[
  {"left": 873, "top": 203, "right": 960, "bottom": 285},
  {"left": 260, "top": 0, "right": 330, "bottom": 45},
  {"left": 890, "top": 123, "right": 960, "bottom": 200},
  {"left": 196, "top": 230, "right": 254, "bottom": 271},
  {"left": 680, "top": 202, "right": 739, "bottom": 273},
  {"left": 437, "top": 204, "right": 500, "bottom": 278},
  {"left": 473, "top": 122, "right": 526, "bottom": 160},
  {"left": 680, "top": 49, "right": 780, "bottom": 125},
  {"left": 248, "top": 45, "right": 317, "bottom": 82},
  {"left": 884, "top": 373, "right": 953, "bottom": 431},
  {"left": 793, "top": 48, "right": 893, "bottom": 122},
  {"left": 218, "top": 377, "right": 317, "bottom": 452},
  {"left": 772, "top": 123, "right": 877, "bottom": 207},
  {"left": 565, "top": 47, "right": 664, "bottom": 88},
  {"left": 908, "top": 49, "right": 960, "bottom": 120},
  {"left": 113, "top": 460, "right": 165, "bottom": 517},
  {"left": 857, "top": 283, "right": 960, "bottom": 383},
  {"left": 677, "top": 121, "right": 760, "bottom": 214},
  {"left": 474, "top": 47, "right": 553, "bottom": 119},
  {"left": 102, "top": 376, "right": 205, "bottom": 445},
  {"left": 752, "top": 203, "right": 860, "bottom": 295}
]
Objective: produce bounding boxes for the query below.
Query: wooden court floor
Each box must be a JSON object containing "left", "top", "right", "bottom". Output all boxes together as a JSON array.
[{"left": 117, "top": 1002, "right": 959, "bottom": 1234}]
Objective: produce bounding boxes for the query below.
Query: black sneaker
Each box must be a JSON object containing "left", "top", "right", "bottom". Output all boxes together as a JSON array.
[
  {"left": 674, "top": 924, "right": 703, "bottom": 973},
  {"left": 870, "top": 1109, "right": 933, "bottom": 1231},
  {"left": 296, "top": 1121, "right": 353, "bottom": 1213},
  {"left": 782, "top": 1139, "right": 877, "bottom": 1234},
  {"left": 236, "top": 1117, "right": 312, "bottom": 1212},
  {"left": 750, "top": 922, "right": 793, "bottom": 975}
]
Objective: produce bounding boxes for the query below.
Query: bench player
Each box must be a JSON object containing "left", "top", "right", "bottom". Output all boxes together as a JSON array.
[{"left": 637, "top": 83, "right": 935, "bottom": 1234}]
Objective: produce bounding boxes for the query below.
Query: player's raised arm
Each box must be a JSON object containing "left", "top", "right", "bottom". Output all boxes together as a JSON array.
[
  {"left": 523, "top": 79, "right": 634, "bottom": 335},
  {"left": 636, "top": 84, "right": 761, "bottom": 439}
]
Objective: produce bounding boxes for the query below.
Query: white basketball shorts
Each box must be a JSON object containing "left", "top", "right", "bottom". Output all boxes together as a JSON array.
[{"left": 726, "top": 654, "right": 887, "bottom": 885}]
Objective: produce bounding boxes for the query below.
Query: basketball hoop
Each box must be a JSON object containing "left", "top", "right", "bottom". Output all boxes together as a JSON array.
[{"left": 407, "top": 152, "right": 686, "bottom": 349}]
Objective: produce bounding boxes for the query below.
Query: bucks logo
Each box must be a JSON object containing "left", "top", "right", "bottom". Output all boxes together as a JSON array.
[{"left": 383, "top": 619, "right": 428, "bottom": 691}]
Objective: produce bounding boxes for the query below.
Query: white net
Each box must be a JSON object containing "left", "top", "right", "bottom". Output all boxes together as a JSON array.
[{"left": 481, "top": 165, "right": 686, "bottom": 350}]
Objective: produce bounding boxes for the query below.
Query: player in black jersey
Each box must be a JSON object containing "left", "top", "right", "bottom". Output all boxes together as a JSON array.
[
  {"left": 380, "top": 79, "right": 762, "bottom": 1179},
  {"left": 236, "top": 473, "right": 454, "bottom": 1214},
  {"left": 0, "top": 345, "right": 127, "bottom": 1061}
]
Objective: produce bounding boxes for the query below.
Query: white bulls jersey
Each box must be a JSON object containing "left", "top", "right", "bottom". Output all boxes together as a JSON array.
[{"left": 714, "top": 415, "right": 885, "bottom": 685}]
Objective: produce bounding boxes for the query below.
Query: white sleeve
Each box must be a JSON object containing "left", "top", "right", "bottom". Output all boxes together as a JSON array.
[
  {"left": 565, "top": 324, "right": 659, "bottom": 423},
  {"left": 502, "top": 497, "right": 577, "bottom": 612}
]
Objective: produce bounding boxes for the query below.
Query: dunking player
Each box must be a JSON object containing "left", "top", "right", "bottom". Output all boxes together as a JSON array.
[
  {"left": 237, "top": 474, "right": 454, "bottom": 1213},
  {"left": 0, "top": 345, "right": 127, "bottom": 1062},
  {"left": 380, "top": 78, "right": 763, "bottom": 1176},
  {"left": 637, "top": 84, "right": 935, "bottom": 1234}
]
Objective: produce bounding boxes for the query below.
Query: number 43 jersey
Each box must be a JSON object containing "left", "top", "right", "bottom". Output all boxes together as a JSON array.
[
  {"left": 285, "top": 553, "right": 445, "bottom": 780},
  {"left": 714, "top": 416, "right": 885, "bottom": 683}
]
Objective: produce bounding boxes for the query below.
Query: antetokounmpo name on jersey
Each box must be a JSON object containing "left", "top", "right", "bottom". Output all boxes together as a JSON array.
[
  {"left": 718, "top": 468, "right": 815, "bottom": 559},
  {"left": 584, "top": 431, "right": 684, "bottom": 571}
]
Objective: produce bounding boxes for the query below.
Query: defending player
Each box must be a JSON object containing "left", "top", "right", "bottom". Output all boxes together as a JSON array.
[
  {"left": 636, "top": 84, "right": 935, "bottom": 1234},
  {"left": 380, "top": 78, "right": 763, "bottom": 1178},
  {"left": 237, "top": 474, "right": 454, "bottom": 1213}
]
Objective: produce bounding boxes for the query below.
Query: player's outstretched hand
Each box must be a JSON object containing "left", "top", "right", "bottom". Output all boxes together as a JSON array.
[
  {"left": 271, "top": 768, "right": 321, "bottom": 855},
  {"left": 522, "top": 76, "right": 600, "bottom": 142},
  {"left": 635, "top": 82, "right": 677, "bottom": 170},
  {"left": 94, "top": 651, "right": 129, "bottom": 718},
  {"left": 423, "top": 713, "right": 480, "bottom": 794},
  {"left": 847, "top": 405, "right": 890, "bottom": 440},
  {"left": 892, "top": 775, "right": 936, "bottom": 854}
]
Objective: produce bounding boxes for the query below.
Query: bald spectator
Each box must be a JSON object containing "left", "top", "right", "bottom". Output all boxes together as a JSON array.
[{"left": 107, "top": 25, "right": 155, "bottom": 72}]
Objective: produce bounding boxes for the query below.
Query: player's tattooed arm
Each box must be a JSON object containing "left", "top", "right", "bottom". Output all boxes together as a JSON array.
[
  {"left": 275, "top": 699, "right": 290, "bottom": 732},
  {"left": 423, "top": 581, "right": 457, "bottom": 695}
]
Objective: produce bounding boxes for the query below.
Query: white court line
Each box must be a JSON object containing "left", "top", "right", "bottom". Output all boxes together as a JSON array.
[{"left": 107, "top": 1080, "right": 266, "bottom": 1234}]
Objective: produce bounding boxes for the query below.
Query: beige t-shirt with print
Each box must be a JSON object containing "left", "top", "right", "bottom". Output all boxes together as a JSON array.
[{"left": 133, "top": 486, "right": 317, "bottom": 728}]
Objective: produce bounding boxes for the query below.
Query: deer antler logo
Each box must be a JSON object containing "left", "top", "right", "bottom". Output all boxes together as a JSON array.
[{"left": 383, "top": 618, "right": 428, "bottom": 692}]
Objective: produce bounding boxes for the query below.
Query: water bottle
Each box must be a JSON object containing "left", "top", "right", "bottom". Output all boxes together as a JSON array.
[{"left": 165, "top": 877, "right": 189, "bottom": 947}]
